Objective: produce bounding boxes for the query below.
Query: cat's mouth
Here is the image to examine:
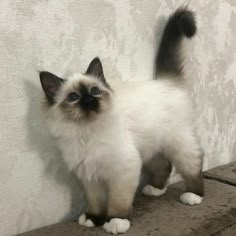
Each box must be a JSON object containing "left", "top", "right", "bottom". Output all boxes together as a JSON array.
[{"left": 77, "top": 109, "right": 101, "bottom": 123}]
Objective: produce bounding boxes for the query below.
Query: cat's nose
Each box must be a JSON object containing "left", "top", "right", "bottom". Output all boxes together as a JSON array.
[
  {"left": 84, "top": 96, "right": 94, "bottom": 104},
  {"left": 80, "top": 95, "right": 98, "bottom": 112}
]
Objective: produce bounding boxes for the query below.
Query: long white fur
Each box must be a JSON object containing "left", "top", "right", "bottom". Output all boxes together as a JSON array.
[
  {"left": 45, "top": 76, "right": 198, "bottom": 180},
  {"left": 43, "top": 73, "right": 202, "bottom": 234}
]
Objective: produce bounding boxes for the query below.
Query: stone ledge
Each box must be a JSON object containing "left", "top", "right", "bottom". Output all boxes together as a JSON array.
[
  {"left": 204, "top": 162, "right": 236, "bottom": 186},
  {"left": 19, "top": 178, "right": 236, "bottom": 236}
]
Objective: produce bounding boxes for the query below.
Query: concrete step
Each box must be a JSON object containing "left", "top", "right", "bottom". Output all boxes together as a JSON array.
[
  {"left": 204, "top": 162, "right": 236, "bottom": 186},
  {"left": 19, "top": 163, "right": 236, "bottom": 236}
]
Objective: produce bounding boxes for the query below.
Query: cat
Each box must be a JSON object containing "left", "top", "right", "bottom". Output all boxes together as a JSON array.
[{"left": 39, "top": 7, "right": 204, "bottom": 235}]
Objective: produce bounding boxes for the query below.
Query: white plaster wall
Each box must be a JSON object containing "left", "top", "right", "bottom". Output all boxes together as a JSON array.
[{"left": 0, "top": 1, "right": 235, "bottom": 235}]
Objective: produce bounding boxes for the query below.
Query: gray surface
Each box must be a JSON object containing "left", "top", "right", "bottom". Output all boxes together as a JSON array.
[
  {"left": 214, "top": 224, "right": 236, "bottom": 236},
  {"left": 204, "top": 162, "right": 236, "bottom": 186},
  {"left": 19, "top": 179, "right": 236, "bottom": 236}
]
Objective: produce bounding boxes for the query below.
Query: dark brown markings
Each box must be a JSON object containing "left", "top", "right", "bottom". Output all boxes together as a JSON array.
[
  {"left": 85, "top": 57, "right": 111, "bottom": 89},
  {"left": 184, "top": 172, "right": 204, "bottom": 196},
  {"left": 39, "top": 71, "right": 64, "bottom": 105},
  {"left": 78, "top": 83, "right": 100, "bottom": 113},
  {"left": 144, "top": 153, "right": 172, "bottom": 189},
  {"left": 155, "top": 7, "right": 196, "bottom": 77}
]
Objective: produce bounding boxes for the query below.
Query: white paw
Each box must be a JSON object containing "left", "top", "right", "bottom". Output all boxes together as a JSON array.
[
  {"left": 143, "top": 185, "right": 167, "bottom": 197},
  {"left": 103, "top": 218, "right": 130, "bottom": 234},
  {"left": 78, "top": 214, "right": 95, "bottom": 228},
  {"left": 180, "top": 192, "right": 203, "bottom": 206}
]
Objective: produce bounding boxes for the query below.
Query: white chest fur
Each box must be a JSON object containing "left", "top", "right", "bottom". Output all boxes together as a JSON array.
[{"left": 47, "top": 112, "right": 136, "bottom": 182}]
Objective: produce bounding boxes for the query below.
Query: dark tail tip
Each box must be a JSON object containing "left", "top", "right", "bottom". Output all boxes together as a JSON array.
[
  {"left": 155, "top": 7, "right": 197, "bottom": 77},
  {"left": 172, "top": 7, "right": 196, "bottom": 38}
]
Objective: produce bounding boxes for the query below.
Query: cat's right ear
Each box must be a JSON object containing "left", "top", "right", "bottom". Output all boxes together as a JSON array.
[
  {"left": 39, "top": 71, "right": 64, "bottom": 104},
  {"left": 85, "top": 58, "right": 111, "bottom": 89}
]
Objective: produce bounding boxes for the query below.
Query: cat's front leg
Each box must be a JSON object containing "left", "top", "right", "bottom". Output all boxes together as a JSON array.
[
  {"left": 103, "top": 183, "right": 134, "bottom": 234},
  {"left": 103, "top": 161, "right": 141, "bottom": 234},
  {"left": 78, "top": 180, "right": 107, "bottom": 227}
]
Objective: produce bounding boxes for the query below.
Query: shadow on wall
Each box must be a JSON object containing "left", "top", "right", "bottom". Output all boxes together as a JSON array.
[{"left": 24, "top": 78, "right": 86, "bottom": 222}]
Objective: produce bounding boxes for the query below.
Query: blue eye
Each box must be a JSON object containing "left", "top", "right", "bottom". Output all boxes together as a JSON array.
[
  {"left": 67, "top": 92, "right": 80, "bottom": 102},
  {"left": 90, "top": 87, "right": 101, "bottom": 96}
]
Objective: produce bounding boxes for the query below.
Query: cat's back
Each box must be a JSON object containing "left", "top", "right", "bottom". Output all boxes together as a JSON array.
[
  {"left": 109, "top": 77, "right": 193, "bottom": 138},
  {"left": 109, "top": 77, "right": 193, "bottom": 160},
  {"left": 109, "top": 78, "right": 190, "bottom": 114}
]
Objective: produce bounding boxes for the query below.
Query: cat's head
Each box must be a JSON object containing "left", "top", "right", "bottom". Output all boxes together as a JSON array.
[{"left": 39, "top": 58, "right": 113, "bottom": 122}]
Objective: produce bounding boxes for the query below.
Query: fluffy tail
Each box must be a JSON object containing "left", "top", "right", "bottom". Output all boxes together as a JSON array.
[{"left": 155, "top": 7, "right": 196, "bottom": 77}]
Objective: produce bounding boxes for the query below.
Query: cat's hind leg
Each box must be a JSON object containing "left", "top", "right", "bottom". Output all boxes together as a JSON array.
[
  {"left": 165, "top": 129, "right": 204, "bottom": 205},
  {"left": 142, "top": 153, "right": 172, "bottom": 197}
]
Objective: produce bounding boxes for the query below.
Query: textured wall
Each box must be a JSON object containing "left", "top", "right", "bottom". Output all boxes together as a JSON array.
[{"left": 0, "top": 0, "right": 235, "bottom": 235}]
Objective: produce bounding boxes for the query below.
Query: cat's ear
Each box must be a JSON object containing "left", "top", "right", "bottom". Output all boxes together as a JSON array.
[
  {"left": 39, "top": 71, "right": 64, "bottom": 104},
  {"left": 85, "top": 57, "right": 106, "bottom": 83}
]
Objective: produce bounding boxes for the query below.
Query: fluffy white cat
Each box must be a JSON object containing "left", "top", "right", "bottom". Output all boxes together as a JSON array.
[{"left": 39, "top": 7, "right": 204, "bottom": 234}]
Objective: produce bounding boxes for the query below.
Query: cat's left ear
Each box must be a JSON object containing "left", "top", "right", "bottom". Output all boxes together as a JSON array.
[
  {"left": 39, "top": 71, "right": 64, "bottom": 104},
  {"left": 85, "top": 57, "right": 106, "bottom": 84}
]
